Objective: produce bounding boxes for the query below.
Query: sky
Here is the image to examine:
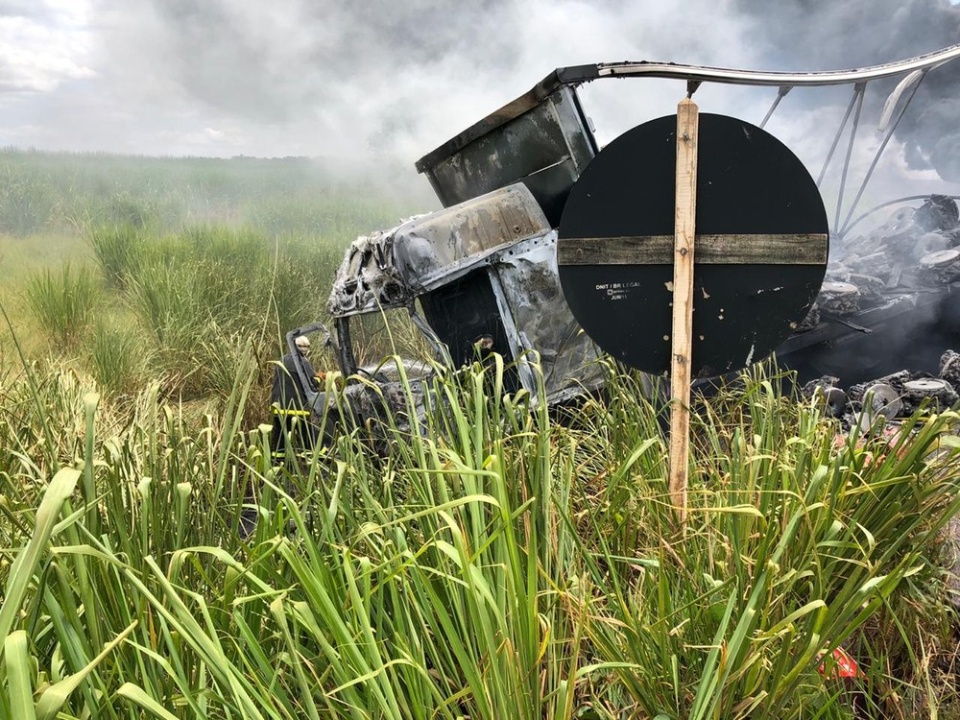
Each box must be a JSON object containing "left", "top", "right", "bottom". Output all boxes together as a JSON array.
[{"left": 2, "top": 0, "right": 960, "bottom": 203}]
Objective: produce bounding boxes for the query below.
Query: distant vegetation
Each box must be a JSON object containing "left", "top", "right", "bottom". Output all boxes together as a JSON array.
[{"left": 0, "top": 147, "right": 430, "bottom": 237}]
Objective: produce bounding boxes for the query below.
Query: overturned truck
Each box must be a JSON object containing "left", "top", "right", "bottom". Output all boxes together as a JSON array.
[{"left": 282, "top": 44, "right": 960, "bottom": 439}]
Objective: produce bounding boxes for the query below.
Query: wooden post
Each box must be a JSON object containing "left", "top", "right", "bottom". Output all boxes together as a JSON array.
[{"left": 670, "top": 97, "right": 699, "bottom": 524}]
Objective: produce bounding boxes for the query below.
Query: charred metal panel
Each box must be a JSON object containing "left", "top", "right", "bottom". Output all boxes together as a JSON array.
[
  {"left": 415, "top": 66, "right": 599, "bottom": 176},
  {"left": 328, "top": 185, "right": 549, "bottom": 317},
  {"left": 417, "top": 86, "right": 597, "bottom": 226},
  {"left": 518, "top": 158, "right": 583, "bottom": 231},
  {"left": 419, "top": 270, "right": 515, "bottom": 366},
  {"left": 418, "top": 269, "right": 521, "bottom": 393},
  {"left": 326, "top": 229, "right": 412, "bottom": 317},
  {"left": 326, "top": 180, "right": 602, "bottom": 404},
  {"left": 395, "top": 184, "right": 549, "bottom": 272},
  {"left": 343, "top": 377, "right": 429, "bottom": 438},
  {"left": 490, "top": 232, "right": 606, "bottom": 404}
]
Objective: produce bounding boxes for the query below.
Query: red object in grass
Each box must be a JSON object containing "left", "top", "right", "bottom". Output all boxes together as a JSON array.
[{"left": 818, "top": 646, "right": 863, "bottom": 680}]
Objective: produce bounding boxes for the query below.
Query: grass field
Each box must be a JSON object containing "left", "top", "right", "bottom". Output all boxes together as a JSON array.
[
  {"left": 2, "top": 151, "right": 960, "bottom": 718},
  {"left": 0, "top": 149, "right": 426, "bottom": 418}
]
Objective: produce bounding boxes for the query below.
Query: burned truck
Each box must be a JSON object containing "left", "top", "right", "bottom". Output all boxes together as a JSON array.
[
  {"left": 283, "top": 44, "right": 960, "bottom": 436},
  {"left": 286, "top": 182, "right": 607, "bottom": 440}
]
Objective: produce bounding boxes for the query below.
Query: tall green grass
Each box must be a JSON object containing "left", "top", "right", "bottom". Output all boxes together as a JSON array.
[
  {"left": 21, "top": 221, "right": 348, "bottom": 404},
  {"left": 0, "top": 164, "right": 57, "bottom": 236},
  {"left": 4, "top": 148, "right": 959, "bottom": 718},
  {"left": 571, "top": 363, "right": 960, "bottom": 718},
  {"left": 87, "top": 320, "right": 146, "bottom": 397},
  {"left": 1, "top": 353, "right": 959, "bottom": 718},
  {"left": 1, "top": 148, "right": 427, "bottom": 397},
  {"left": 24, "top": 264, "right": 101, "bottom": 350},
  {"left": 120, "top": 225, "right": 342, "bottom": 399},
  {"left": 87, "top": 223, "right": 146, "bottom": 290}
]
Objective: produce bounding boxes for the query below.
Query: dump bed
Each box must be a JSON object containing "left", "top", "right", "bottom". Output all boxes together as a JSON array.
[{"left": 416, "top": 81, "right": 599, "bottom": 226}]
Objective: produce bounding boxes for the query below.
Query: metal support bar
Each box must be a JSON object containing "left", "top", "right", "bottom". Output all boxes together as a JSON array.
[
  {"left": 839, "top": 72, "right": 927, "bottom": 236},
  {"left": 843, "top": 194, "right": 960, "bottom": 237},
  {"left": 759, "top": 86, "right": 792, "bottom": 129},
  {"left": 833, "top": 83, "right": 867, "bottom": 234},
  {"left": 817, "top": 87, "right": 862, "bottom": 188}
]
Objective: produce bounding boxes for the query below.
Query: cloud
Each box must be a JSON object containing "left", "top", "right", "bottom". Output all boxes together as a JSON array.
[
  {"left": 0, "top": 1, "right": 95, "bottom": 96},
  {"left": 74, "top": 0, "right": 768, "bottom": 159}
]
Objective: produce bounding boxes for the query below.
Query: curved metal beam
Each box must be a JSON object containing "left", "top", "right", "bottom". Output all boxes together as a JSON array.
[
  {"left": 592, "top": 43, "right": 960, "bottom": 87},
  {"left": 840, "top": 71, "right": 928, "bottom": 236},
  {"left": 842, "top": 195, "right": 960, "bottom": 237}
]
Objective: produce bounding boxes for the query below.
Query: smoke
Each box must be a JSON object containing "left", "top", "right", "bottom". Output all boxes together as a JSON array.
[
  {"left": 734, "top": 0, "right": 960, "bottom": 184},
  {"left": 3, "top": 0, "right": 960, "bottom": 198},
  {"left": 81, "top": 0, "right": 765, "bottom": 160}
]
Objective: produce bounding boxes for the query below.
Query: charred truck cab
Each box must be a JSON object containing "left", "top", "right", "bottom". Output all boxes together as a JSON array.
[
  {"left": 286, "top": 182, "right": 607, "bottom": 437},
  {"left": 328, "top": 183, "right": 604, "bottom": 402},
  {"left": 285, "top": 76, "right": 612, "bottom": 437}
]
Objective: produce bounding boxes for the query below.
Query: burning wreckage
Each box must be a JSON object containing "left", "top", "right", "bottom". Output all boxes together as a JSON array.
[
  {"left": 280, "top": 43, "right": 960, "bottom": 448},
  {"left": 790, "top": 193, "right": 960, "bottom": 424}
]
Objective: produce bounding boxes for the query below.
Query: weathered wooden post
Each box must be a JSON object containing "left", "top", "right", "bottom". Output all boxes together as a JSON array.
[{"left": 669, "top": 97, "right": 699, "bottom": 523}]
